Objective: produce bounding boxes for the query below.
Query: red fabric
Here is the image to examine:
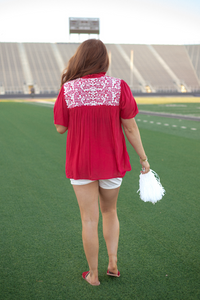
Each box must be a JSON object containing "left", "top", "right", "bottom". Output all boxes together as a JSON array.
[{"left": 54, "top": 73, "right": 139, "bottom": 180}]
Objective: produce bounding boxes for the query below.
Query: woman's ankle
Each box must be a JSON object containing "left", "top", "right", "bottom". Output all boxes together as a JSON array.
[
  {"left": 89, "top": 269, "right": 98, "bottom": 278},
  {"left": 108, "top": 255, "right": 118, "bottom": 272},
  {"left": 88, "top": 270, "right": 99, "bottom": 284}
]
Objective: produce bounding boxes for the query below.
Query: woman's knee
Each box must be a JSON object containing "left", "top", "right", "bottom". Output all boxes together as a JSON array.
[
  {"left": 100, "top": 206, "right": 117, "bottom": 216},
  {"left": 99, "top": 190, "right": 119, "bottom": 213},
  {"left": 81, "top": 211, "right": 99, "bottom": 224}
]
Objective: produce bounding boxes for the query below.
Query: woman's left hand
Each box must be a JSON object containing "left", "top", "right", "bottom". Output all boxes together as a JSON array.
[{"left": 140, "top": 159, "right": 150, "bottom": 174}]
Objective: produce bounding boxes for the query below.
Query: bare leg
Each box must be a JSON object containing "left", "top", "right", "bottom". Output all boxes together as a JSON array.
[
  {"left": 99, "top": 186, "right": 120, "bottom": 274},
  {"left": 73, "top": 181, "right": 100, "bottom": 285}
]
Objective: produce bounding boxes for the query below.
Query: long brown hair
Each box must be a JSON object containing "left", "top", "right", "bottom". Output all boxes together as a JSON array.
[{"left": 61, "top": 39, "right": 109, "bottom": 86}]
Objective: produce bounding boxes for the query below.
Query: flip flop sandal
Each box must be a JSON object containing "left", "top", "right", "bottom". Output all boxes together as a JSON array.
[
  {"left": 107, "top": 270, "right": 120, "bottom": 277},
  {"left": 82, "top": 271, "right": 100, "bottom": 286}
]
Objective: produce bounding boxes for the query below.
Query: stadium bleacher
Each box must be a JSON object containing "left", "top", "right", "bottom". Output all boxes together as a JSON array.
[
  {"left": 0, "top": 42, "right": 199, "bottom": 96},
  {"left": 120, "top": 44, "right": 176, "bottom": 92},
  {"left": 106, "top": 44, "right": 141, "bottom": 91},
  {"left": 0, "top": 43, "right": 25, "bottom": 94},
  {"left": 152, "top": 45, "right": 200, "bottom": 91},
  {"left": 185, "top": 45, "right": 200, "bottom": 83},
  {"left": 23, "top": 43, "right": 61, "bottom": 94}
]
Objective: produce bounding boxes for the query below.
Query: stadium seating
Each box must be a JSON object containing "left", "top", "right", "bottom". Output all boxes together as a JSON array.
[
  {"left": 153, "top": 45, "right": 200, "bottom": 91},
  {"left": 0, "top": 43, "right": 25, "bottom": 94},
  {"left": 0, "top": 42, "right": 199, "bottom": 95},
  {"left": 120, "top": 44, "right": 175, "bottom": 92},
  {"left": 23, "top": 43, "right": 61, "bottom": 94},
  {"left": 106, "top": 44, "right": 141, "bottom": 91},
  {"left": 185, "top": 45, "right": 200, "bottom": 88}
]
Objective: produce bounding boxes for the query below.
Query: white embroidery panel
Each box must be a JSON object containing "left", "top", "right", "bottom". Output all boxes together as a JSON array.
[{"left": 63, "top": 76, "right": 121, "bottom": 109}]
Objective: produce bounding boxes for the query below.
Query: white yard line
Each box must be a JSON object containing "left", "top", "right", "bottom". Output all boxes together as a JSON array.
[{"left": 136, "top": 118, "right": 198, "bottom": 131}]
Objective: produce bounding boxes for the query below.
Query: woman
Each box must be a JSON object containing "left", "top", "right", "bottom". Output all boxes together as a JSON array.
[{"left": 54, "top": 39, "right": 150, "bottom": 286}]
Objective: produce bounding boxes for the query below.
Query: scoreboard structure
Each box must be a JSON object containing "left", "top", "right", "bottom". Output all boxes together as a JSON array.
[{"left": 69, "top": 18, "right": 100, "bottom": 35}]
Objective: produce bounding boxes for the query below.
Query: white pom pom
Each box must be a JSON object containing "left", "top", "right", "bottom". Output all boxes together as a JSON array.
[{"left": 137, "top": 169, "right": 165, "bottom": 204}]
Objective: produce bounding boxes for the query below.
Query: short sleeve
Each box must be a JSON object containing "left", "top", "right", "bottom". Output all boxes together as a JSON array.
[
  {"left": 54, "top": 85, "right": 69, "bottom": 127},
  {"left": 120, "top": 80, "right": 139, "bottom": 119}
]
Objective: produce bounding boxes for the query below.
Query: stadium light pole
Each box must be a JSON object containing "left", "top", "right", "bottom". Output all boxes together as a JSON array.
[{"left": 130, "top": 50, "right": 134, "bottom": 88}]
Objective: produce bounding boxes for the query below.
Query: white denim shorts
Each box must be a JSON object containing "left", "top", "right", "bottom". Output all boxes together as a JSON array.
[{"left": 70, "top": 178, "right": 122, "bottom": 189}]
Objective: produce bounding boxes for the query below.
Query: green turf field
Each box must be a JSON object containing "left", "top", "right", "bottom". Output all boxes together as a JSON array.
[{"left": 0, "top": 102, "right": 200, "bottom": 300}]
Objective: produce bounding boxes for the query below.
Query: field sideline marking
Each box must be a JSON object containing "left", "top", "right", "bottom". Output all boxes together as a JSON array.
[
  {"left": 135, "top": 97, "right": 200, "bottom": 104},
  {"left": 1, "top": 96, "right": 200, "bottom": 105},
  {"left": 0, "top": 99, "right": 56, "bottom": 103},
  {"left": 137, "top": 118, "right": 197, "bottom": 131}
]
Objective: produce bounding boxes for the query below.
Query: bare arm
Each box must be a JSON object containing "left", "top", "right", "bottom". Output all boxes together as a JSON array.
[
  {"left": 55, "top": 124, "right": 68, "bottom": 134},
  {"left": 121, "top": 117, "right": 150, "bottom": 174}
]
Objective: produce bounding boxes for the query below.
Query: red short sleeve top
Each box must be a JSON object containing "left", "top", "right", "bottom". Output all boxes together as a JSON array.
[{"left": 54, "top": 73, "right": 139, "bottom": 180}]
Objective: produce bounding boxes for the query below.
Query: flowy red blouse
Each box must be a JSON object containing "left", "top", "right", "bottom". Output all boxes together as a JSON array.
[{"left": 54, "top": 73, "right": 139, "bottom": 180}]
